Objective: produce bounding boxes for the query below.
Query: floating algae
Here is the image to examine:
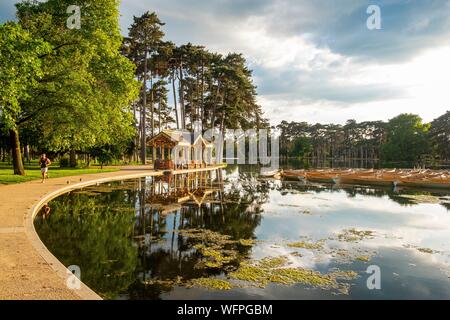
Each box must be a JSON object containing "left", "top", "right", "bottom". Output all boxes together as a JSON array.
[
  {"left": 180, "top": 229, "right": 240, "bottom": 246},
  {"left": 327, "top": 246, "right": 377, "bottom": 265},
  {"left": 193, "top": 244, "right": 238, "bottom": 269},
  {"left": 417, "top": 247, "right": 435, "bottom": 254},
  {"left": 270, "top": 268, "right": 335, "bottom": 287},
  {"left": 181, "top": 229, "right": 256, "bottom": 270},
  {"left": 140, "top": 228, "right": 364, "bottom": 294},
  {"left": 329, "top": 270, "right": 359, "bottom": 281},
  {"left": 190, "top": 278, "right": 234, "bottom": 290},
  {"left": 337, "top": 229, "right": 375, "bottom": 242},
  {"left": 287, "top": 240, "right": 324, "bottom": 250},
  {"left": 229, "top": 264, "right": 271, "bottom": 287},
  {"left": 355, "top": 256, "right": 371, "bottom": 262},
  {"left": 404, "top": 244, "right": 438, "bottom": 254},
  {"left": 227, "top": 255, "right": 357, "bottom": 294},
  {"left": 335, "top": 249, "right": 349, "bottom": 257},
  {"left": 259, "top": 256, "right": 290, "bottom": 269}
]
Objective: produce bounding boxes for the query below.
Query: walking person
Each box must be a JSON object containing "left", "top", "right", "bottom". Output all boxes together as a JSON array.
[{"left": 39, "top": 154, "right": 51, "bottom": 183}]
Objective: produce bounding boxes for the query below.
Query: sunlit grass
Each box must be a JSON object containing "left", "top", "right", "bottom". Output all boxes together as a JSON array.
[{"left": 0, "top": 162, "right": 119, "bottom": 185}]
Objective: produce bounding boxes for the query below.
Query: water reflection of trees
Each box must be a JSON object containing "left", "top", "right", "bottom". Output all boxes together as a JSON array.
[
  {"left": 36, "top": 170, "right": 447, "bottom": 300},
  {"left": 36, "top": 171, "right": 266, "bottom": 300},
  {"left": 35, "top": 185, "right": 139, "bottom": 300},
  {"left": 129, "top": 172, "right": 264, "bottom": 299}
]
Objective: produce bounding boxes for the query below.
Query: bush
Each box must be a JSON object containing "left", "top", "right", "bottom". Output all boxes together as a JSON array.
[{"left": 59, "top": 157, "right": 70, "bottom": 168}]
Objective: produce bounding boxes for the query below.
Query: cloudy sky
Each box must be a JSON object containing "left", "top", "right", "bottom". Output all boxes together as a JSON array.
[{"left": 2, "top": 0, "right": 450, "bottom": 125}]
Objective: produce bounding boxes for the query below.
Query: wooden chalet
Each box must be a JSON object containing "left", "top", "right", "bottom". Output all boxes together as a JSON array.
[{"left": 147, "top": 130, "right": 215, "bottom": 170}]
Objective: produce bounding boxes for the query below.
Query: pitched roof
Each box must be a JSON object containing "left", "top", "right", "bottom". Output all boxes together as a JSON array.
[{"left": 147, "top": 130, "right": 213, "bottom": 147}]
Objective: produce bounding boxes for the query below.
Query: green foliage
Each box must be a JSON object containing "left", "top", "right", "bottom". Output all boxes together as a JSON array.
[
  {"left": 290, "top": 136, "right": 313, "bottom": 158},
  {"left": 59, "top": 157, "right": 70, "bottom": 168},
  {"left": 381, "top": 114, "right": 430, "bottom": 162},
  {"left": 17, "top": 0, "right": 140, "bottom": 152},
  {"left": 1, "top": 0, "right": 140, "bottom": 175},
  {"left": 277, "top": 111, "right": 449, "bottom": 166},
  {"left": 125, "top": 14, "right": 268, "bottom": 134},
  {"left": 89, "top": 144, "right": 126, "bottom": 167},
  {"left": 278, "top": 120, "right": 386, "bottom": 162},
  {"left": 35, "top": 191, "right": 138, "bottom": 299},
  {"left": 0, "top": 22, "right": 51, "bottom": 130},
  {"left": 429, "top": 111, "right": 450, "bottom": 160}
]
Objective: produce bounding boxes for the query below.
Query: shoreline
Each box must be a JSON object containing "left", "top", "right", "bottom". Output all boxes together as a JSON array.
[{"left": 0, "top": 165, "right": 224, "bottom": 300}]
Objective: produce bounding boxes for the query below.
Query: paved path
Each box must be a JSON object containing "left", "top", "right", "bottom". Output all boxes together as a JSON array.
[{"left": 0, "top": 165, "right": 222, "bottom": 300}]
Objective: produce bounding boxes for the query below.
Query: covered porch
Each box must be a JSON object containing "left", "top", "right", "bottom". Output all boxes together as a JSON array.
[{"left": 147, "top": 130, "right": 215, "bottom": 171}]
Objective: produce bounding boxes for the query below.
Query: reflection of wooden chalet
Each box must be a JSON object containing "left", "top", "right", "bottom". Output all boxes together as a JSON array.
[
  {"left": 147, "top": 189, "right": 219, "bottom": 214},
  {"left": 147, "top": 130, "right": 215, "bottom": 170}
]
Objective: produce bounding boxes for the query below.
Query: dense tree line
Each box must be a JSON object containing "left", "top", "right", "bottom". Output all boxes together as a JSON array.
[
  {"left": 0, "top": 4, "right": 266, "bottom": 174},
  {"left": 0, "top": 0, "right": 140, "bottom": 174},
  {"left": 277, "top": 112, "right": 449, "bottom": 167},
  {"left": 1, "top": 2, "right": 447, "bottom": 174},
  {"left": 123, "top": 12, "right": 267, "bottom": 164}
]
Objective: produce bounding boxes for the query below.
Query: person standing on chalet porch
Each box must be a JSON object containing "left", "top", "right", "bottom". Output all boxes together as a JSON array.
[{"left": 39, "top": 154, "right": 51, "bottom": 183}]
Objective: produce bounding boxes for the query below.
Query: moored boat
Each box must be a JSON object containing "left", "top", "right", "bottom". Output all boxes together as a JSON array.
[
  {"left": 397, "top": 178, "right": 450, "bottom": 189},
  {"left": 280, "top": 169, "right": 450, "bottom": 189},
  {"left": 282, "top": 170, "right": 306, "bottom": 181},
  {"left": 260, "top": 168, "right": 281, "bottom": 178}
]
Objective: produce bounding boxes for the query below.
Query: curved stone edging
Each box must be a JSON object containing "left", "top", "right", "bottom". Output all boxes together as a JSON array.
[
  {"left": 24, "top": 171, "right": 160, "bottom": 300},
  {"left": 20, "top": 165, "right": 225, "bottom": 300}
]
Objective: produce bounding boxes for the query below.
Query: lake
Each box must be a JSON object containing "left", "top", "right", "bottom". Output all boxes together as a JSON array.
[{"left": 35, "top": 165, "right": 450, "bottom": 300}]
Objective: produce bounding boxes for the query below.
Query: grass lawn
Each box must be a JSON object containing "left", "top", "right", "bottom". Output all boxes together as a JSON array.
[{"left": 0, "top": 162, "right": 119, "bottom": 185}]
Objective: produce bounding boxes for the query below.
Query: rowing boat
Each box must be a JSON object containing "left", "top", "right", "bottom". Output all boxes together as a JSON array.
[
  {"left": 280, "top": 169, "right": 450, "bottom": 189},
  {"left": 260, "top": 168, "right": 281, "bottom": 178}
]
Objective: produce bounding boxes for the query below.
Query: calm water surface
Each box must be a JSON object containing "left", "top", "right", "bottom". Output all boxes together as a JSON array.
[{"left": 35, "top": 165, "right": 450, "bottom": 300}]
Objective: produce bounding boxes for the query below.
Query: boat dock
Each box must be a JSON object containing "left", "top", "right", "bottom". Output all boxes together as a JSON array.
[{"left": 281, "top": 169, "right": 450, "bottom": 189}]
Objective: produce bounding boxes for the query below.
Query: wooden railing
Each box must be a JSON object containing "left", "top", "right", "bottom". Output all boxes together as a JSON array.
[
  {"left": 154, "top": 159, "right": 175, "bottom": 170},
  {"left": 154, "top": 159, "right": 217, "bottom": 170}
]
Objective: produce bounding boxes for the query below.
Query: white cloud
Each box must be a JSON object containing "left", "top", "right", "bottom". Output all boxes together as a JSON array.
[
  {"left": 2, "top": 0, "right": 449, "bottom": 124},
  {"left": 121, "top": 1, "right": 450, "bottom": 124}
]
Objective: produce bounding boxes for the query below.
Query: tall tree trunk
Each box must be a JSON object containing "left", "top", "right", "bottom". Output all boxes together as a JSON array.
[
  {"left": 200, "top": 58, "right": 205, "bottom": 131},
  {"left": 70, "top": 150, "right": 77, "bottom": 167},
  {"left": 210, "top": 82, "right": 221, "bottom": 129},
  {"left": 141, "top": 51, "right": 148, "bottom": 165},
  {"left": 172, "top": 72, "right": 179, "bottom": 129},
  {"left": 195, "top": 71, "right": 200, "bottom": 125},
  {"left": 133, "top": 101, "right": 138, "bottom": 162},
  {"left": 179, "top": 62, "right": 186, "bottom": 129},
  {"left": 9, "top": 129, "right": 25, "bottom": 176},
  {"left": 150, "top": 70, "right": 155, "bottom": 163},
  {"left": 24, "top": 145, "right": 30, "bottom": 164},
  {"left": 219, "top": 114, "right": 225, "bottom": 163},
  {"left": 159, "top": 98, "right": 162, "bottom": 133},
  {"left": 189, "top": 93, "right": 194, "bottom": 129},
  {"left": 150, "top": 70, "right": 154, "bottom": 137}
]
